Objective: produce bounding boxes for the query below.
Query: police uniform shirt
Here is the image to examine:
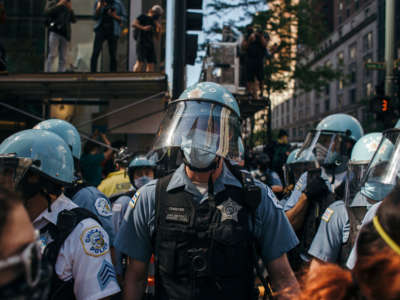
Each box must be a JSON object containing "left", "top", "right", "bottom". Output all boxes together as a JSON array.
[
  {"left": 112, "top": 195, "right": 131, "bottom": 275},
  {"left": 71, "top": 186, "right": 115, "bottom": 245},
  {"left": 33, "top": 194, "right": 120, "bottom": 300},
  {"left": 251, "top": 169, "right": 282, "bottom": 187},
  {"left": 114, "top": 163, "right": 299, "bottom": 264},
  {"left": 308, "top": 192, "right": 374, "bottom": 263},
  {"left": 98, "top": 169, "right": 132, "bottom": 198},
  {"left": 269, "top": 169, "right": 283, "bottom": 187},
  {"left": 346, "top": 201, "right": 382, "bottom": 269}
]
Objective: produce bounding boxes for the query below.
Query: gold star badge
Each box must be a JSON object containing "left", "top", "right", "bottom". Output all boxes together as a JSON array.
[{"left": 217, "top": 198, "right": 242, "bottom": 222}]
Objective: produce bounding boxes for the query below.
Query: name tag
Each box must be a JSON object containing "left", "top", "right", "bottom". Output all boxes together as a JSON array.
[{"left": 165, "top": 207, "right": 190, "bottom": 224}]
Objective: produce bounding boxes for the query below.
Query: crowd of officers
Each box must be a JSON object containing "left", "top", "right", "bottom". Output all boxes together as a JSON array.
[{"left": 0, "top": 82, "right": 399, "bottom": 300}]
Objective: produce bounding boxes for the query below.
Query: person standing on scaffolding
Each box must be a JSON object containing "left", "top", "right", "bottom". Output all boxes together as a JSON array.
[{"left": 241, "top": 25, "right": 267, "bottom": 99}]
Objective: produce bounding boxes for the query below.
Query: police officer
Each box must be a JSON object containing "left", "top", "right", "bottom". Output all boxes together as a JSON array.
[
  {"left": 252, "top": 152, "right": 283, "bottom": 195},
  {"left": 346, "top": 127, "right": 400, "bottom": 269},
  {"left": 0, "top": 129, "right": 120, "bottom": 299},
  {"left": 33, "top": 119, "right": 115, "bottom": 246},
  {"left": 283, "top": 114, "right": 363, "bottom": 271},
  {"left": 307, "top": 132, "right": 394, "bottom": 268},
  {"left": 115, "top": 82, "right": 299, "bottom": 300}
]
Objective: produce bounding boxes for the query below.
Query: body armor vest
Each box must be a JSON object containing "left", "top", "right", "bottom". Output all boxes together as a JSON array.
[
  {"left": 338, "top": 206, "right": 367, "bottom": 266},
  {"left": 40, "top": 208, "right": 101, "bottom": 300},
  {"left": 288, "top": 169, "right": 337, "bottom": 272},
  {"left": 153, "top": 174, "right": 256, "bottom": 300}
]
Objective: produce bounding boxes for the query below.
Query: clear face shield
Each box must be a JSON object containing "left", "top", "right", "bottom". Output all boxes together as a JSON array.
[
  {"left": 297, "top": 130, "right": 354, "bottom": 170},
  {"left": 360, "top": 129, "right": 400, "bottom": 201},
  {"left": 345, "top": 162, "right": 369, "bottom": 206},
  {"left": 284, "top": 161, "right": 319, "bottom": 186},
  {"left": 0, "top": 154, "right": 33, "bottom": 191},
  {"left": 151, "top": 100, "right": 242, "bottom": 165}
]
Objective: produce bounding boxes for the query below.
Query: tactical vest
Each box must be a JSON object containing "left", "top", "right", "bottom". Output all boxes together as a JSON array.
[
  {"left": 153, "top": 174, "right": 256, "bottom": 300},
  {"left": 338, "top": 206, "right": 367, "bottom": 266},
  {"left": 40, "top": 208, "right": 101, "bottom": 300},
  {"left": 287, "top": 169, "right": 337, "bottom": 272}
]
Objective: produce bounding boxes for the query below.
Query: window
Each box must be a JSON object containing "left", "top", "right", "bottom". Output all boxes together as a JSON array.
[
  {"left": 286, "top": 115, "right": 290, "bottom": 125},
  {"left": 338, "top": 79, "right": 344, "bottom": 90},
  {"left": 363, "top": 32, "right": 373, "bottom": 52},
  {"left": 349, "top": 63, "right": 357, "bottom": 84},
  {"left": 337, "top": 94, "right": 343, "bottom": 108},
  {"left": 338, "top": 15, "right": 342, "bottom": 25},
  {"left": 349, "top": 43, "right": 357, "bottom": 60},
  {"left": 315, "top": 101, "right": 320, "bottom": 115},
  {"left": 339, "top": 2, "right": 343, "bottom": 11},
  {"left": 293, "top": 127, "right": 297, "bottom": 138},
  {"left": 325, "top": 98, "right": 330, "bottom": 111},
  {"left": 350, "top": 88, "right": 357, "bottom": 104},
  {"left": 365, "top": 82, "right": 373, "bottom": 98},
  {"left": 355, "top": 0, "right": 360, "bottom": 9},
  {"left": 337, "top": 51, "right": 344, "bottom": 66},
  {"left": 325, "top": 84, "right": 330, "bottom": 95},
  {"left": 364, "top": 55, "right": 372, "bottom": 80}
]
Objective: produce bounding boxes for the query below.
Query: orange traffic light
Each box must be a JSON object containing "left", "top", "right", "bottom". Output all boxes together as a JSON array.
[{"left": 382, "top": 99, "right": 388, "bottom": 112}]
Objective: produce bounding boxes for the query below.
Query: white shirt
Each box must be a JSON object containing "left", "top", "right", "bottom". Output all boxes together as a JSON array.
[{"left": 34, "top": 194, "right": 121, "bottom": 300}]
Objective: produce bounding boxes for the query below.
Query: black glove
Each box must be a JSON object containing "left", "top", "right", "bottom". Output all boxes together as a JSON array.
[{"left": 304, "top": 176, "right": 330, "bottom": 201}]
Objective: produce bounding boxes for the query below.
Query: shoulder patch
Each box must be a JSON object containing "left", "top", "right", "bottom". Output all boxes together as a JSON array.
[
  {"left": 80, "top": 226, "right": 109, "bottom": 257},
  {"left": 129, "top": 191, "right": 140, "bottom": 209},
  {"left": 95, "top": 198, "right": 113, "bottom": 217},
  {"left": 266, "top": 187, "right": 282, "bottom": 209},
  {"left": 97, "top": 260, "right": 117, "bottom": 290},
  {"left": 322, "top": 208, "right": 334, "bottom": 222}
]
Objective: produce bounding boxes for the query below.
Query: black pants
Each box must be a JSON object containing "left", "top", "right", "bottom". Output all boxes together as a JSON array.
[{"left": 90, "top": 30, "right": 118, "bottom": 72}]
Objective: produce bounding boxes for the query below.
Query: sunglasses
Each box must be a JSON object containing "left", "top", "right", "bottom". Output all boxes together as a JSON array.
[{"left": 0, "top": 231, "right": 42, "bottom": 288}]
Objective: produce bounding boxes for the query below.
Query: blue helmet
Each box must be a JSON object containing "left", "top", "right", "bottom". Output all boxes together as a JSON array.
[
  {"left": 286, "top": 149, "right": 300, "bottom": 164},
  {"left": 350, "top": 133, "right": 387, "bottom": 164},
  {"left": 128, "top": 156, "right": 157, "bottom": 170},
  {"left": 151, "top": 82, "right": 242, "bottom": 170},
  {"left": 33, "top": 119, "right": 81, "bottom": 160},
  {"left": 316, "top": 113, "right": 364, "bottom": 142},
  {"left": 0, "top": 129, "right": 74, "bottom": 184},
  {"left": 177, "top": 81, "right": 240, "bottom": 117}
]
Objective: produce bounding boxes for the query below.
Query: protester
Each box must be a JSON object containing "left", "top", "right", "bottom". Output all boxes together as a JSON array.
[
  {"left": 271, "top": 129, "right": 290, "bottom": 182},
  {"left": 90, "top": 0, "right": 127, "bottom": 72},
  {"left": 132, "top": 5, "right": 163, "bottom": 72},
  {"left": 44, "top": 0, "right": 76, "bottom": 72},
  {"left": 0, "top": 186, "right": 51, "bottom": 300},
  {"left": 252, "top": 152, "right": 283, "bottom": 195},
  {"left": 298, "top": 186, "right": 400, "bottom": 300}
]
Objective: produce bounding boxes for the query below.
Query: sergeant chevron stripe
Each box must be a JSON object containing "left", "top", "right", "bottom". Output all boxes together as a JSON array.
[{"left": 97, "top": 260, "right": 117, "bottom": 290}]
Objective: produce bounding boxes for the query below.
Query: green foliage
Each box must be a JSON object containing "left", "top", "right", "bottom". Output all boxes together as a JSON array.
[{"left": 205, "top": 0, "right": 344, "bottom": 94}]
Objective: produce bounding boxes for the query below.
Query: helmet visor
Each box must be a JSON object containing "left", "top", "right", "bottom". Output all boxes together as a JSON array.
[
  {"left": 363, "top": 129, "right": 400, "bottom": 186},
  {"left": 297, "top": 130, "right": 353, "bottom": 167},
  {"left": 0, "top": 154, "right": 33, "bottom": 190},
  {"left": 345, "top": 163, "right": 368, "bottom": 205},
  {"left": 152, "top": 101, "right": 241, "bottom": 161},
  {"left": 289, "top": 161, "right": 318, "bottom": 184}
]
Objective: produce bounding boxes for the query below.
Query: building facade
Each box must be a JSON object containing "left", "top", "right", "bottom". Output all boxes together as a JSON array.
[{"left": 271, "top": 0, "right": 379, "bottom": 141}]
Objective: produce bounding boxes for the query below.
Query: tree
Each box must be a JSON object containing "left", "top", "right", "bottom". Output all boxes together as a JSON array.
[{"left": 205, "top": 0, "right": 343, "bottom": 94}]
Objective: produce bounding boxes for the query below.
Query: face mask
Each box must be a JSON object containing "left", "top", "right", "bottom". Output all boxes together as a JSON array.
[
  {"left": 134, "top": 176, "right": 152, "bottom": 189},
  {"left": 361, "top": 181, "right": 394, "bottom": 201},
  {"left": 181, "top": 146, "right": 216, "bottom": 170}
]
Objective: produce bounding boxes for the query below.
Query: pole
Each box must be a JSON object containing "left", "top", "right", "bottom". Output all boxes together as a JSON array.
[
  {"left": 172, "top": 0, "right": 186, "bottom": 99},
  {"left": 385, "top": 0, "right": 395, "bottom": 96}
]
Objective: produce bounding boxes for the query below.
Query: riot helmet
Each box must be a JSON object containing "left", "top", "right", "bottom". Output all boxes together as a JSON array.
[
  {"left": 0, "top": 129, "right": 74, "bottom": 202},
  {"left": 297, "top": 114, "right": 363, "bottom": 173},
  {"left": 360, "top": 128, "right": 399, "bottom": 201},
  {"left": 151, "top": 82, "right": 242, "bottom": 172},
  {"left": 345, "top": 133, "right": 393, "bottom": 205},
  {"left": 128, "top": 156, "right": 157, "bottom": 189},
  {"left": 283, "top": 148, "right": 318, "bottom": 186}
]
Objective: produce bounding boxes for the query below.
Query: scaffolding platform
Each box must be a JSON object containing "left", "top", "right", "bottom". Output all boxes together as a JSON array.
[{"left": 0, "top": 72, "right": 167, "bottom": 99}]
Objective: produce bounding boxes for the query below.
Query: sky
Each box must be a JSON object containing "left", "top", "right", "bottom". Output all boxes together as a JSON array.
[{"left": 166, "top": 0, "right": 268, "bottom": 89}]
